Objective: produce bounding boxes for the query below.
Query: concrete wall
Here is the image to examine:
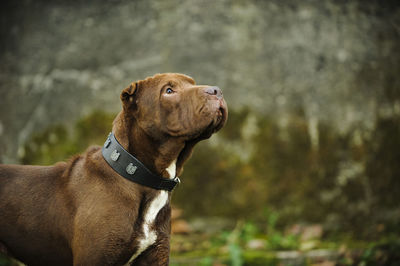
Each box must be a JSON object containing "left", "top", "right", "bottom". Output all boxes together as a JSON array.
[{"left": 0, "top": 0, "right": 399, "bottom": 162}]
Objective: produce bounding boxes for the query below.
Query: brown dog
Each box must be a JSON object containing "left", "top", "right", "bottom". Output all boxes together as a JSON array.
[{"left": 0, "top": 73, "right": 228, "bottom": 265}]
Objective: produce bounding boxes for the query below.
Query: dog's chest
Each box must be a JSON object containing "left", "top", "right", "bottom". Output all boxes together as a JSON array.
[
  {"left": 126, "top": 161, "right": 176, "bottom": 264},
  {"left": 126, "top": 191, "right": 168, "bottom": 264}
]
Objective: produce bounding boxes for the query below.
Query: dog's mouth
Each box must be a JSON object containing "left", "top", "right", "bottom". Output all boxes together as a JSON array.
[
  {"left": 174, "top": 98, "right": 228, "bottom": 175},
  {"left": 165, "top": 94, "right": 228, "bottom": 144},
  {"left": 196, "top": 99, "right": 228, "bottom": 140},
  {"left": 207, "top": 98, "right": 228, "bottom": 134},
  {"left": 214, "top": 101, "right": 228, "bottom": 132}
]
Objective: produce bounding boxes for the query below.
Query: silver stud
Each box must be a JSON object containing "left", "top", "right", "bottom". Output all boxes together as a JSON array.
[
  {"left": 110, "top": 150, "right": 120, "bottom": 161},
  {"left": 104, "top": 138, "right": 111, "bottom": 148},
  {"left": 126, "top": 163, "right": 137, "bottom": 175}
]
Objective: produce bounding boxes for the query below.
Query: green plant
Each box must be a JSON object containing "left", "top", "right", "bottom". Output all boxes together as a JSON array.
[
  {"left": 265, "top": 210, "right": 299, "bottom": 250},
  {"left": 358, "top": 237, "right": 400, "bottom": 266},
  {"left": 227, "top": 222, "right": 244, "bottom": 266}
]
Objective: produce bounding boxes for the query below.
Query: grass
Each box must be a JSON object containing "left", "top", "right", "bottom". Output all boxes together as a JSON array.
[{"left": 170, "top": 214, "right": 400, "bottom": 266}]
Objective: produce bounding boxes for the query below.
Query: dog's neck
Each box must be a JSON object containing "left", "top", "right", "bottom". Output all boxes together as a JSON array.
[{"left": 112, "top": 112, "right": 183, "bottom": 179}]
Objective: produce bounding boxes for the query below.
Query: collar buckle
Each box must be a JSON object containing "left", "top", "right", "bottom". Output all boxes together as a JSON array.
[{"left": 174, "top": 176, "right": 181, "bottom": 185}]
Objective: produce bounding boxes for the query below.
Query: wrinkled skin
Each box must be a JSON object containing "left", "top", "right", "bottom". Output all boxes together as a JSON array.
[{"left": 134, "top": 74, "right": 226, "bottom": 138}]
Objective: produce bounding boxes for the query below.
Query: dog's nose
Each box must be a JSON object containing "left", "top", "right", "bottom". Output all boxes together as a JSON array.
[{"left": 204, "top": 86, "right": 223, "bottom": 99}]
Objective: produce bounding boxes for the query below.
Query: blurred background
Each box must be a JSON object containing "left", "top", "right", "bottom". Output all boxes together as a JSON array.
[{"left": 1, "top": 0, "right": 399, "bottom": 265}]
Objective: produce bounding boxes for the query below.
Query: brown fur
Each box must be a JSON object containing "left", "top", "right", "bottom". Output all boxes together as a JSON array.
[{"left": 0, "top": 73, "right": 227, "bottom": 265}]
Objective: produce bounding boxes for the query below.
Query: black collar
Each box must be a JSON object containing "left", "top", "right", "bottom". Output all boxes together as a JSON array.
[{"left": 102, "top": 132, "right": 180, "bottom": 191}]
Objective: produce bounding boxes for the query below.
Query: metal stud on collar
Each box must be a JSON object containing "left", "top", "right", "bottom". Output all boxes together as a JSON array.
[
  {"left": 104, "top": 138, "right": 111, "bottom": 148},
  {"left": 110, "top": 150, "right": 120, "bottom": 161},
  {"left": 126, "top": 163, "right": 137, "bottom": 175}
]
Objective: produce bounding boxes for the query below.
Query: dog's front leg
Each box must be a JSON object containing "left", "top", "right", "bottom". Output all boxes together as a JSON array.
[
  {"left": 73, "top": 245, "right": 132, "bottom": 266},
  {"left": 71, "top": 230, "right": 135, "bottom": 266}
]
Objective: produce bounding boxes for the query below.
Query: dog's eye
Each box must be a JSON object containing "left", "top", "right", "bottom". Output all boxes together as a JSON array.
[{"left": 166, "top": 88, "right": 174, "bottom": 94}]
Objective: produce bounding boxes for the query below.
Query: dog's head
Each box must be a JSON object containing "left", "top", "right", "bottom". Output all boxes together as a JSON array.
[
  {"left": 120, "top": 73, "right": 227, "bottom": 141},
  {"left": 116, "top": 73, "right": 228, "bottom": 175}
]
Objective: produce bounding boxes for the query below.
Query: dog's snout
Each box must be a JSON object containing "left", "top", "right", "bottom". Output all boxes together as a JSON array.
[{"left": 204, "top": 86, "right": 223, "bottom": 99}]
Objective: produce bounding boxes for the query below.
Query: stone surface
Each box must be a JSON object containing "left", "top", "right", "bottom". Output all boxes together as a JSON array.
[{"left": 0, "top": 0, "right": 399, "bottom": 165}]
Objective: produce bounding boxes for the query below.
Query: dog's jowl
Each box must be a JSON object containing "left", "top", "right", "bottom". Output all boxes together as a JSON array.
[{"left": 0, "top": 73, "right": 228, "bottom": 266}]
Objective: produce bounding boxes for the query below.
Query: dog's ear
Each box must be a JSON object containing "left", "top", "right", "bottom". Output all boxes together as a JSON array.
[
  {"left": 120, "top": 82, "right": 137, "bottom": 105},
  {"left": 121, "top": 80, "right": 145, "bottom": 110}
]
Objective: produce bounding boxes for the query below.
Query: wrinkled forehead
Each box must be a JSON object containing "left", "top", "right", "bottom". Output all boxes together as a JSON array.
[{"left": 149, "top": 73, "right": 196, "bottom": 86}]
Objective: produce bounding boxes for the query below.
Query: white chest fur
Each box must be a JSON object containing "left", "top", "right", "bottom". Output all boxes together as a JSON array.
[{"left": 126, "top": 160, "right": 176, "bottom": 264}]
